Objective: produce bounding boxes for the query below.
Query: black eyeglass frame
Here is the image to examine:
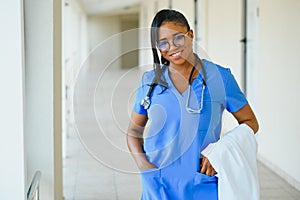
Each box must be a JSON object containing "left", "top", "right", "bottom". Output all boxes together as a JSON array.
[{"left": 157, "top": 31, "right": 190, "bottom": 53}]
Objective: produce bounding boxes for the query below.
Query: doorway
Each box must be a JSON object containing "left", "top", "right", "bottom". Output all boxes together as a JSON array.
[
  {"left": 195, "top": 0, "right": 248, "bottom": 133},
  {"left": 121, "top": 15, "right": 139, "bottom": 69}
]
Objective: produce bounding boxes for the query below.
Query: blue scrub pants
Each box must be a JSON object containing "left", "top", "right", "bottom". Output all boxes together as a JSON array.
[{"left": 140, "top": 164, "right": 218, "bottom": 200}]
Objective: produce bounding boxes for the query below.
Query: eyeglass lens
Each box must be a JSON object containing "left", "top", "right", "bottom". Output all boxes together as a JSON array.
[{"left": 158, "top": 34, "right": 186, "bottom": 52}]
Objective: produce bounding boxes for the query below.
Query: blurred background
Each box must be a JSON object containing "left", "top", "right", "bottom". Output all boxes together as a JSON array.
[{"left": 1, "top": 0, "right": 300, "bottom": 199}]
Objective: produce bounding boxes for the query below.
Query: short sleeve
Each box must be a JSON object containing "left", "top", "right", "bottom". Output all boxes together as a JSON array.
[
  {"left": 132, "top": 73, "right": 148, "bottom": 114},
  {"left": 225, "top": 69, "right": 248, "bottom": 112}
]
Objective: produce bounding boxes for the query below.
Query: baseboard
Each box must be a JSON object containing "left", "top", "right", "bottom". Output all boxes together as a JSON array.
[{"left": 257, "top": 154, "right": 300, "bottom": 191}]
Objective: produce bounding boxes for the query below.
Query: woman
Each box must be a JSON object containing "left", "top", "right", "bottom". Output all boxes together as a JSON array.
[{"left": 127, "top": 9, "right": 258, "bottom": 200}]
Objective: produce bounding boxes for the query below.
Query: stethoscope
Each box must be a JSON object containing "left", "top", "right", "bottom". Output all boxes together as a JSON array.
[
  {"left": 140, "top": 78, "right": 157, "bottom": 110},
  {"left": 185, "top": 66, "right": 206, "bottom": 114},
  {"left": 140, "top": 65, "right": 167, "bottom": 110},
  {"left": 141, "top": 56, "right": 206, "bottom": 113}
]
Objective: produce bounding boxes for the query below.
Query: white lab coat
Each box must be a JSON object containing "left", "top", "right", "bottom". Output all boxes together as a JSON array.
[{"left": 201, "top": 124, "right": 260, "bottom": 200}]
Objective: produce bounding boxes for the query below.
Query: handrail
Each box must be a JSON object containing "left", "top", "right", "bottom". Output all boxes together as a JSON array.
[{"left": 27, "top": 171, "right": 42, "bottom": 200}]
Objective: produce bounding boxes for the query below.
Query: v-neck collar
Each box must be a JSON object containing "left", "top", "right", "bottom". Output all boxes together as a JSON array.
[
  {"left": 164, "top": 67, "right": 188, "bottom": 97},
  {"left": 164, "top": 64, "right": 205, "bottom": 98}
]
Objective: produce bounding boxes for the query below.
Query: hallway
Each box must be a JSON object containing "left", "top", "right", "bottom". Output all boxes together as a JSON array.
[
  {"left": 63, "top": 66, "right": 300, "bottom": 200},
  {"left": 2, "top": 1, "right": 300, "bottom": 199}
]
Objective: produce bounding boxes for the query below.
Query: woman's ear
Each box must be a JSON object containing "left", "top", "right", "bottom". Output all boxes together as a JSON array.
[{"left": 188, "top": 29, "right": 194, "bottom": 40}]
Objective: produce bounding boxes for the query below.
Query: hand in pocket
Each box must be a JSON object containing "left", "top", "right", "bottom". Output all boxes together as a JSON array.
[
  {"left": 139, "top": 162, "right": 158, "bottom": 171},
  {"left": 200, "top": 156, "right": 216, "bottom": 176}
]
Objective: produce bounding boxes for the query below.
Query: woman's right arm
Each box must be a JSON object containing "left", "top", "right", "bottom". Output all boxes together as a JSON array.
[{"left": 126, "top": 111, "right": 157, "bottom": 170}]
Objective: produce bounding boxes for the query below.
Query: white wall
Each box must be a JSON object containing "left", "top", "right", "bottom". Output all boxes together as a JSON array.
[
  {"left": 245, "top": 0, "right": 259, "bottom": 106},
  {"left": 63, "top": 0, "right": 89, "bottom": 152},
  {"left": 199, "top": 0, "right": 243, "bottom": 85},
  {"left": 173, "top": 0, "right": 195, "bottom": 30},
  {"left": 64, "top": 0, "right": 89, "bottom": 69},
  {"left": 24, "top": 0, "right": 63, "bottom": 199},
  {"left": 0, "top": 1, "right": 26, "bottom": 199},
  {"left": 139, "top": 0, "right": 155, "bottom": 69},
  {"left": 257, "top": 0, "right": 300, "bottom": 190}
]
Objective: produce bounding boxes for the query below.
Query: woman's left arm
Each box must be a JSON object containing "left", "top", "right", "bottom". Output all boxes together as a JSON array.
[
  {"left": 200, "top": 104, "right": 258, "bottom": 176},
  {"left": 232, "top": 104, "right": 259, "bottom": 133}
]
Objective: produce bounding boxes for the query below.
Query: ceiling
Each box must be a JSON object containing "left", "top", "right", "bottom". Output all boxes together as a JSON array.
[{"left": 81, "top": 0, "right": 142, "bottom": 15}]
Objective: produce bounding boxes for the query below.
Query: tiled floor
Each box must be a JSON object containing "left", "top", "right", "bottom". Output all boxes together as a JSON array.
[
  {"left": 63, "top": 65, "right": 300, "bottom": 200},
  {"left": 258, "top": 161, "right": 300, "bottom": 200}
]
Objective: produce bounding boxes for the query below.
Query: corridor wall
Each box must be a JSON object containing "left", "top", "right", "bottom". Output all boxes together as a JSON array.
[
  {"left": 24, "top": 0, "right": 63, "bottom": 199},
  {"left": 0, "top": 1, "right": 26, "bottom": 199},
  {"left": 87, "top": 15, "right": 122, "bottom": 70},
  {"left": 63, "top": 0, "right": 89, "bottom": 157},
  {"left": 257, "top": 0, "right": 300, "bottom": 190}
]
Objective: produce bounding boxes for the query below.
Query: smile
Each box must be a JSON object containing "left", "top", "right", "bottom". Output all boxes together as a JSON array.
[{"left": 170, "top": 50, "right": 183, "bottom": 58}]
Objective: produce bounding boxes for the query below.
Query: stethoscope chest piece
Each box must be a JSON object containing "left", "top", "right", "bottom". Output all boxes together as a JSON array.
[
  {"left": 141, "top": 96, "right": 151, "bottom": 110},
  {"left": 140, "top": 65, "right": 167, "bottom": 110},
  {"left": 140, "top": 82, "right": 157, "bottom": 110}
]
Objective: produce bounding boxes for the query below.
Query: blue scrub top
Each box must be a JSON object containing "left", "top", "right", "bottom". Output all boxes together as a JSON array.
[{"left": 133, "top": 59, "right": 248, "bottom": 200}]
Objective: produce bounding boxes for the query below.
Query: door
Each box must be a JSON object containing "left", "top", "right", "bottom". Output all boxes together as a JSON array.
[{"left": 196, "top": 0, "right": 246, "bottom": 134}]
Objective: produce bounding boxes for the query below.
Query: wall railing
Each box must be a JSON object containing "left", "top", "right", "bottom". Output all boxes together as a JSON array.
[{"left": 27, "top": 171, "right": 41, "bottom": 200}]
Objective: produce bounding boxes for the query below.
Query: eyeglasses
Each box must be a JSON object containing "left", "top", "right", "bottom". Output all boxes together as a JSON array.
[{"left": 157, "top": 31, "right": 189, "bottom": 53}]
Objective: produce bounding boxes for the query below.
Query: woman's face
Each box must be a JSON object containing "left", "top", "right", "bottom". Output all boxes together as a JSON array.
[{"left": 157, "top": 22, "right": 194, "bottom": 66}]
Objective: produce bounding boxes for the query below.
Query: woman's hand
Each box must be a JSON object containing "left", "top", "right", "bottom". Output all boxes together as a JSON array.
[
  {"left": 139, "top": 162, "right": 158, "bottom": 171},
  {"left": 127, "top": 112, "right": 156, "bottom": 171},
  {"left": 200, "top": 156, "right": 216, "bottom": 176}
]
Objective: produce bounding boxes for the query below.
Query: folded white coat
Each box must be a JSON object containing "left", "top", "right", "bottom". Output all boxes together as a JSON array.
[{"left": 201, "top": 124, "right": 260, "bottom": 200}]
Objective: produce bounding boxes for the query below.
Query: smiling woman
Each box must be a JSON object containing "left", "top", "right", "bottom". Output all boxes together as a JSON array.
[
  {"left": 157, "top": 24, "right": 193, "bottom": 66},
  {"left": 126, "top": 9, "right": 259, "bottom": 200}
]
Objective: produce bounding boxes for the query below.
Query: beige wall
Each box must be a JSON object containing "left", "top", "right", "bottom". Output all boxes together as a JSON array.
[
  {"left": 157, "top": 0, "right": 169, "bottom": 10},
  {"left": 121, "top": 15, "right": 139, "bottom": 69},
  {"left": 257, "top": 0, "right": 300, "bottom": 190},
  {"left": 0, "top": 1, "right": 26, "bottom": 199},
  {"left": 87, "top": 15, "right": 122, "bottom": 70}
]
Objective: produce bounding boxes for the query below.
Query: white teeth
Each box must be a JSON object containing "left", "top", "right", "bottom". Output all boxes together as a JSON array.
[{"left": 171, "top": 51, "right": 181, "bottom": 57}]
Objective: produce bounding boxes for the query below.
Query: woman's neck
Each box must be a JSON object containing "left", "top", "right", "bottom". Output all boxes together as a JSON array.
[{"left": 169, "top": 53, "right": 196, "bottom": 75}]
